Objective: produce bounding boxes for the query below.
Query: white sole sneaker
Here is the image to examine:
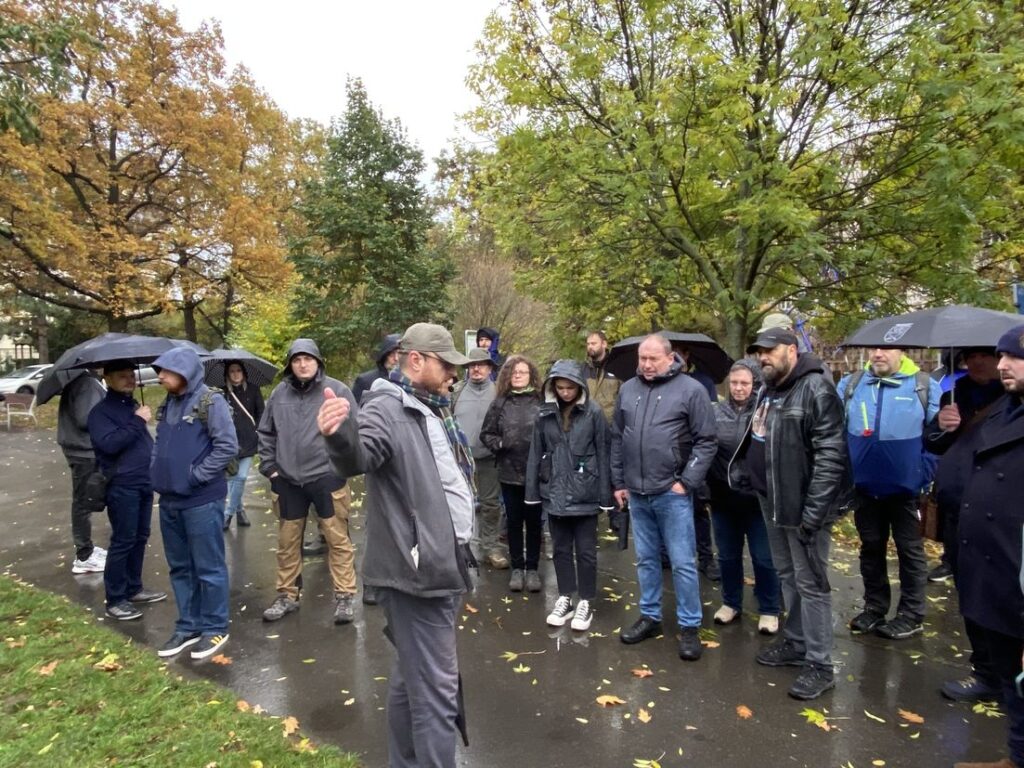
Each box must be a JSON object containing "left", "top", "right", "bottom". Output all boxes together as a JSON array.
[
  {"left": 758, "top": 615, "right": 780, "bottom": 635},
  {"left": 713, "top": 605, "right": 740, "bottom": 625}
]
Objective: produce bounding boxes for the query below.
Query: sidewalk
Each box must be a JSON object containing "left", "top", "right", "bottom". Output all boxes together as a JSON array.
[{"left": 0, "top": 428, "right": 1005, "bottom": 767}]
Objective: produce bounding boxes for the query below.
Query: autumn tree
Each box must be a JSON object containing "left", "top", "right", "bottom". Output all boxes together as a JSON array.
[
  {"left": 290, "top": 79, "right": 452, "bottom": 369},
  {"left": 469, "top": 0, "right": 1024, "bottom": 354},
  {"left": 0, "top": 0, "right": 294, "bottom": 336}
]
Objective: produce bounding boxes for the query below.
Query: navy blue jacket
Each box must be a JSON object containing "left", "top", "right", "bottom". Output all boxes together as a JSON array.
[
  {"left": 151, "top": 347, "right": 238, "bottom": 509},
  {"left": 87, "top": 389, "right": 154, "bottom": 489}
]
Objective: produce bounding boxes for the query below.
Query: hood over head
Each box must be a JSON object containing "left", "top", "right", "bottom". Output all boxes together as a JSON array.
[
  {"left": 476, "top": 327, "right": 500, "bottom": 348},
  {"left": 730, "top": 358, "right": 763, "bottom": 391},
  {"left": 543, "top": 359, "right": 588, "bottom": 403},
  {"left": 282, "top": 338, "right": 324, "bottom": 372},
  {"left": 152, "top": 347, "right": 205, "bottom": 395},
  {"left": 375, "top": 333, "right": 402, "bottom": 366}
]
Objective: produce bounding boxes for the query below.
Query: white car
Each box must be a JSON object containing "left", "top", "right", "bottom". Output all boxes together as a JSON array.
[{"left": 0, "top": 364, "right": 53, "bottom": 395}]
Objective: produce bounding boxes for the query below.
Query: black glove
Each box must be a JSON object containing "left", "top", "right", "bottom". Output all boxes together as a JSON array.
[{"left": 796, "top": 522, "right": 817, "bottom": 545}]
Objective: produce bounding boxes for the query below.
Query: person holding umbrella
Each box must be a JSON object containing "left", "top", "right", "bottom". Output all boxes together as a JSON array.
[
  {"left": 222, "top": 361, "right": 265, "bottom": 530},
  {"left": 87, "top": 360, "right": 166, "bottom": 620},
  {"left": 150, "top": 346, "right": 238, "bottom": 660}
]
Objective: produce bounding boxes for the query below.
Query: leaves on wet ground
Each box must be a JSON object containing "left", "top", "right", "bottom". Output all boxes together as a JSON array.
[
  {"left": 864, "top": 710, "right": 886, "bottom": 723},
  {"left": 736, "top": 705, "right": 753, "bottom": 720},
  {"left": 972, "top": 701, "right": 1005, "bottom": 718},
  {"left": 637, "top": 708, "right": 652, "bottom": 723},
  {"left": 281, "top": 715, "right": 300, "bottom": 736},
  {"left": 631, "top": 668, "right": 654, "bottom": 678},
  {"left": 898, "top": 709, "right": 924, "bottom": 724},
  {"left": 92, "top": 653, "right": 121, "bottom": 672},
  {"left": 211, "top": 654, "right": 233, "bottom": 665},
  {"left": 596, "top": 694, "right": 627, "bottom": 707},
  {"left": 800, "top": 707, "right": 835, "bottom": 732}
]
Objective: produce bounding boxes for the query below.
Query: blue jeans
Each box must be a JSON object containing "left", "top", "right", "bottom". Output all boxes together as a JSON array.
[
  {"left": 630, "top": 490, "right": 702, "bottom": 628},
  {"left": 104, "top": 485, "right": 153, "bottom": 605},
  {"left": 710, "top": 488, "right": 780, "bottom": 615},
  {"left": 159, "top": 499, "right": 229, "bottom": 635},
  {"left": 224, "top": 455, "right": 253, "bottom": 519}
]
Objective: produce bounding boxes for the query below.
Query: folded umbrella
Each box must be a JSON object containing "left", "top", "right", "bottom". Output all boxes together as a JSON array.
[
  {"left": 841, "top": 305, "right": 1023, "bottom": 349},
  {"left": 203, "top": 348, "right": 278, "bottom": 389},
  {"left": 605, "top": 331, "right": 733, "bottom": 383}
]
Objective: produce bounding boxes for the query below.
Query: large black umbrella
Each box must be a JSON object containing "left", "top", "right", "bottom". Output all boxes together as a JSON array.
[
  {"left": 605, "top": 332, "right": 733, "bottom": 383},
  {"left": 36, "top": 333, "right": 135, "bottom": 405},
  {"left": 66, "top": 335, "right": 208, "bottom": 369},
  {"left": 203, "top": 348, "right": 278, "bottom": 388},
  {"left": 842, "top": 305, "right": 1023, "bottom": 349}
]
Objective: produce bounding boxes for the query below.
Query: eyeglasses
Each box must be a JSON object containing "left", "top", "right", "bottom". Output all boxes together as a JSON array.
[
  {"left": 420, "top": 352, "right": 456, "bottom": 370},
  {"left": 511, "top": 368, "right": 530, "bottom": 376}
]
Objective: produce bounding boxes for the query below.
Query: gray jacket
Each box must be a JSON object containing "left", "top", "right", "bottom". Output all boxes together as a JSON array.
[
  {"left": 259, "top": 339, "right": 357, "bottom": 484},
  {"left": 611, "top": 355, "right": 718, "bottom": 495},
  {"left": 452, "top": 378, "right": 496, "bottom": 458},
  {"left": 325, "top": 378, "right": 474, "bottom": 598},
  {"left": 57, "top": 373, "right": 105, "bottom": 460}
]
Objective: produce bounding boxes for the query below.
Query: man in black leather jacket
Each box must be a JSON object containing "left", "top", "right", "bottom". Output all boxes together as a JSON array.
[{"left": 738, "top": 328, "right": 850, "bottom": 700}]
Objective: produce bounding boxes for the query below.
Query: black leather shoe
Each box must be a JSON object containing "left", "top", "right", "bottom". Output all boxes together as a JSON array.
[
  {"left": 788, "top": 666, "right": 836, "bottom": 700},
  {"left": 362, "top": 586, "right": 378, "bottom": 606},
  {"left": 699, "top": 559, "right": 721, "bottom": 582},
  {"left": 222, "top": 515, "right": 232, "bottom": 531},
  {"left": 678, "top": 627, "right": 703, "bottom": 661},
  {"left": 236, "top": 507, "right": 251, "bottom": 527},
  {"left": 620, "top": 616, "right": 663, "bottom": 645}
]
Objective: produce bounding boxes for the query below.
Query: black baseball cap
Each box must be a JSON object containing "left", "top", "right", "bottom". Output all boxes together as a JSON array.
[{"left": 746, "top": 328, "right": 799, "bottom": 354}]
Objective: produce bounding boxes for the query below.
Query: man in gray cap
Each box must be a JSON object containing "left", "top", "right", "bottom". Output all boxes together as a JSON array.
[
  {"left": 318, "top": 322, "right": 474, "bottom": 768},
  {"left": 453, "top": 347, "right": 507, "bottom": 569}
]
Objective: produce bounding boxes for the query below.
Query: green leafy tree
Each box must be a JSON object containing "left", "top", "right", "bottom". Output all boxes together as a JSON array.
[
  {"left": 469, "top": 0, "right": 1024, "bottom": 354},
  {"left": 291, "top": 79, "right": 453, "bottom": 371}
]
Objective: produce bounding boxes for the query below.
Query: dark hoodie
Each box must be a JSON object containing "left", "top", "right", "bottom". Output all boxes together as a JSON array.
[
  {"left": 476, "top": 327, "right": 506, "bottom": 376},
  {"left": 352, "top": 333, "right": 401, "bottom": 404},
  {"left": 525, "top": 360, "right": 613, "bottom": 516},
  {"left": 150, "top": 347, "right": 238, "bottom": 509},
  {"left": 258, "top": 338, "right": 357, "bottom": 484}
]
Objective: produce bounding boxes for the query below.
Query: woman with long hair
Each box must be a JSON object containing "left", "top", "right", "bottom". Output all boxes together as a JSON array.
[{"left": 481, "top": 355, "right": 543, "bottom": 592}]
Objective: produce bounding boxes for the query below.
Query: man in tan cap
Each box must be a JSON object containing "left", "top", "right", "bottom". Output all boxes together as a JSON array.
[{"left": 318, "top": 322, "right": 474, "bottom": 768}]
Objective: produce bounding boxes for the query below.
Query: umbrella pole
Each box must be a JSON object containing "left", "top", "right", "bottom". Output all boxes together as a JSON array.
[{"left": 137, "top": 364, "right": 145, "bottom": 406}]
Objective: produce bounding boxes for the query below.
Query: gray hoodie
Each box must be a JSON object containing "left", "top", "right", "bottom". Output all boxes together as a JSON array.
[
  {"left": 452, "top": 378, "right": 496, "bottom": 458},
  {"left": 258, "top": 339, "right": 357, "bottom": 484},
  {"left": 57, "top": 372, "right": 105, "bottom": 460}
]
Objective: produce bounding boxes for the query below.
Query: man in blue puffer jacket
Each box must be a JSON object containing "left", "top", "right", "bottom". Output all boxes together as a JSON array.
[
  {"left": 150, "top": 346, "right": 238, "bottom": 661},
  {"left": 839, "top": 348, "right": 940, "bottom": 641}
]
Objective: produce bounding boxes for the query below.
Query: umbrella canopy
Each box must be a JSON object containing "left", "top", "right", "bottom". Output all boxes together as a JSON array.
[
  {"left": 36, "top": 332, "right": 135, "bottom": 405},
  {"left": 203, "top": 348, "right": 278, "bottom": 388},
  {"left": 605, "top": 331, "right": 734, "bottom": 383},
  {"left": 842, "top": 305, "right": 1024, "bottom": 349},
  {"left": 66, "top": 335, "right": 209, "bottom": 369}
]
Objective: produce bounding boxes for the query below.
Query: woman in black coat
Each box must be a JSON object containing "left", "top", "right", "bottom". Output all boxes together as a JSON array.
[
  {"left": 525, "top": 360, "right": 611, "bottom": 631},
  {"left": 481, "top": 354, "right": 542, "bottom": 593},
  {"left": 223, "top": 361, "right": 265, "bottom": 529}
]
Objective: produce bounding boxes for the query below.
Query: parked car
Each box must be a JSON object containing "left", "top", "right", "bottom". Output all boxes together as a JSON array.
[
  {"left": 0, "top": 364, "right": 54, "bottom": 395},
  {"left": 135, "top": 365, "right": 160, "bottom": 386}
]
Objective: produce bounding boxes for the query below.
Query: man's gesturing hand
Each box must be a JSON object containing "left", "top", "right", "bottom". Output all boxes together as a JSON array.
[{"left": 317, "top": 388, "right": 350, "bottom": 436}]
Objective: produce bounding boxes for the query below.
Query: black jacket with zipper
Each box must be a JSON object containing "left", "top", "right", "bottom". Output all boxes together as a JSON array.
[
  {"left": 480, "top": 391, "right": 541, "bottom": 485},
  {"left": 733, "top": 354, "right": 851, "bottom": 529},
  {"left": 226, "top": 382, "right": 265, "bottom": 459}
]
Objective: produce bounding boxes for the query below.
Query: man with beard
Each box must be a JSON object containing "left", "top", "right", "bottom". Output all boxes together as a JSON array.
[
  {"left": 952, "top": 327, "right": 1024, "bottom": 768},
  {"left": 740, "top": 328, "right": 850, "bottom": 700},
  {"left": 583, "top": 330, "right": 620, "bottom": 423}
]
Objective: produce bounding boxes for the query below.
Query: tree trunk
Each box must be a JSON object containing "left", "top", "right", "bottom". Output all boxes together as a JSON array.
[
  {"left": 108, "top": 314, "right": 128, "bottom": 333},
  {"left": 182, "top": 301, "right": 197, "bottom": 342},
  {"left": 33, "top": 314, "right": 50, "bottom": 363}
]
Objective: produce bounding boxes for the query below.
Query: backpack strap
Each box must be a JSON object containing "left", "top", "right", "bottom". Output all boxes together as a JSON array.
[
  {"left": 912, "top": 371, "right": 930, "bottom": 416},
  {"left": 842, "top": 369, "right": 866, "bottom": 417}
]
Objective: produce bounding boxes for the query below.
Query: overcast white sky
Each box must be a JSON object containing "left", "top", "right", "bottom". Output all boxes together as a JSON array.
[{"left": 163, "top": 1, "right": 497, "bottom": 168}]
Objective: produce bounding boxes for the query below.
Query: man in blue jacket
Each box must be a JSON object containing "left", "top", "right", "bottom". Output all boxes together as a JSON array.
[
  {"left": 150, "top": 347, "right": 238, "bottom": 660},
  {"left": 840, "top": 348, "right": 940, "bottom": 640},
  {"left": 611, "top": 334, "right": 718, "bottom": 661},
  {"left": 87, "top": 360, "right": 165, "bottom": 621}
]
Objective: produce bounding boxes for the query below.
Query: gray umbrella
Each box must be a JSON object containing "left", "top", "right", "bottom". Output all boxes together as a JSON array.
[
  {"left": 842, "top": 305, "right": 1023, "bottom": 349},
  {"left": 203, "top": 348, "right": 278, "bottom": 388}
]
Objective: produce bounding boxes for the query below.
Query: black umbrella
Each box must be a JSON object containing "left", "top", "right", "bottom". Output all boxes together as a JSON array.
[
  {"left": 203, "top": 348, "right": 278, "bottom": 388},
  {"left": 36, "top": 332, "right": 138, "bottom": 405},
  {"left": 605, "top": 332, "right": 733, "bottom": 383},
  {"left": 842, "top": 305, "right": 1023, "bottom": 349},
  {"left": 66, "top": 335, "right": 209, "bottom": 369}
]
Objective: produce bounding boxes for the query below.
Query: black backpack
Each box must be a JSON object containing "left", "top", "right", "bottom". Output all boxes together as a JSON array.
[{"left": 157, "top": 387, "right": 239, "bottom": 476}]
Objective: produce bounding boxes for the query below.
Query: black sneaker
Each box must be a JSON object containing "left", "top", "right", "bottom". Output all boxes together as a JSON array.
[
  {"left": 941, "top": 674, "right": 1002, "bottom": 702},
  {"left": 620, "top": 616, "right": 663, "bottom": 645},
  {"left": 236, "top": 507, "right": 251, "bottom": 527},
  {"left": 678, "top": 627, "right": 703, "bottom": 661},
  {"left": 157, "top": 631, "right": 201, "bottom": 658},
  {"left": 788, "top": 666, "right": 836, "bottom": 700},
  {"left": 876, "top": 614, "right": 923, "bottom": 640},
  {"left": 302, "top": 539, "right": 326, "bottom": 557},
  {"left": 105, "top": 601, "right": 142, "bottom": 621},
  {"left": 699, "top": 559, "right": 721, "bottom": 582},
  {"left": 927, "top": 563, "right": 953, "bottom": 583},
  {"left": 128, "top": 588, "right": 167, "bottom": 604},
  {"left": 756, "top": 638, "right": 806, "bottom": 667},
  {"left": 849, "top": 610, "right": 886, "bottom": 635},
  {"left": 190, "top": 633, "right": 229, "bottom": 660}
]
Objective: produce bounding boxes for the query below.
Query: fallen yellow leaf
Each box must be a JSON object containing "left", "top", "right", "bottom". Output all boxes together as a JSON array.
[
  {"left": 282, "top": 715, "right": 300, "bottom": 736},
  {"left": 465, "top": 604, "right": 479, "bottom": 614},
  {"left": 631, "top": 668, "right": 654, "bottom": 678},
  {"left": 700, "top": 640, "right": 720, "bottom": 648},
  {"left": 211, "top": 654, "right": 233, "bottom": 665},
  {"left": 736, "top": 705, "right": 753, "bottom": 720},
  {"left": 93, "top": 653, "right": 121, "bottom": 672},
  {"left": 638, "top": 708, "right": 652, "bottom": 723},
  {"left": 596, "top": 695, "right": 627, "bottom": 707},
  {"left": 38, "top": 660, "right": 59, "bottom": 676},
  {"left": 898, "top": 709, "right": 924, "bottom": 724},
  {"left": 236, "top": 700, "right": 251, "bottom": 713}
]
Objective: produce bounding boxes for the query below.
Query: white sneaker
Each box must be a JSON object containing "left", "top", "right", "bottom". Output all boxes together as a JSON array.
[
  {"left": 758, "top": 614, "right": 780, "bottom": 635},
  {"left": 546, "top": 595, "right": 573, "bottom": 627},
  {"left": 713, "top": 605, "right": 740, "bottom": 625},
  {"left": 72, "top": 548, "right": 106, "bottom": 574},
  {"left": 570, "top": 599, "right": 593, "bottom": 632}
]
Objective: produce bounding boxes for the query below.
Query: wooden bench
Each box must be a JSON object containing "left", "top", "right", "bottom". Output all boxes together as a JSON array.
[{"left": 2, "top": 393, "right": 37, "bottom": 429}]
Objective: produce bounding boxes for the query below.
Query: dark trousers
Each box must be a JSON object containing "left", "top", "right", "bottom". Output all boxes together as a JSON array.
[
  {"left": 379, "top": 588, "right": 461, "bottom": 768},
  {"left": 854, "top": 493, "right": 927, "bottom": 621},
  {"left": 710, "top": 488, "right": 780, "bottom": 615},
  {"left": 966, "top": 616, "right": 1000, "bottom": 684},
  {"left": 68, "top": 457, "right": 97, "bottom": 560},
  {"left": 104, "top": 485, "right": 153, "bottom": 605},
  {"left": 972, "top": 623, "right": 1024, "bottom": 765},
  {"left": 694, "top": 500, "right": 715, "bottom": 564},
  {"left": 548, "top": 514, "right": 598, "bottom": 600},
  {"left": 273, "top": 474, "right": 345, "bottom": 521},
  {"left": 502, "top": 483, "right": 541, "bottom": 570}
]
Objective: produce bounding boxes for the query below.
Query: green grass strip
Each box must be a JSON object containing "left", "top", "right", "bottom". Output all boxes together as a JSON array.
[{"left": 0, "top": 574, "right": 360, "bottom": 767}]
